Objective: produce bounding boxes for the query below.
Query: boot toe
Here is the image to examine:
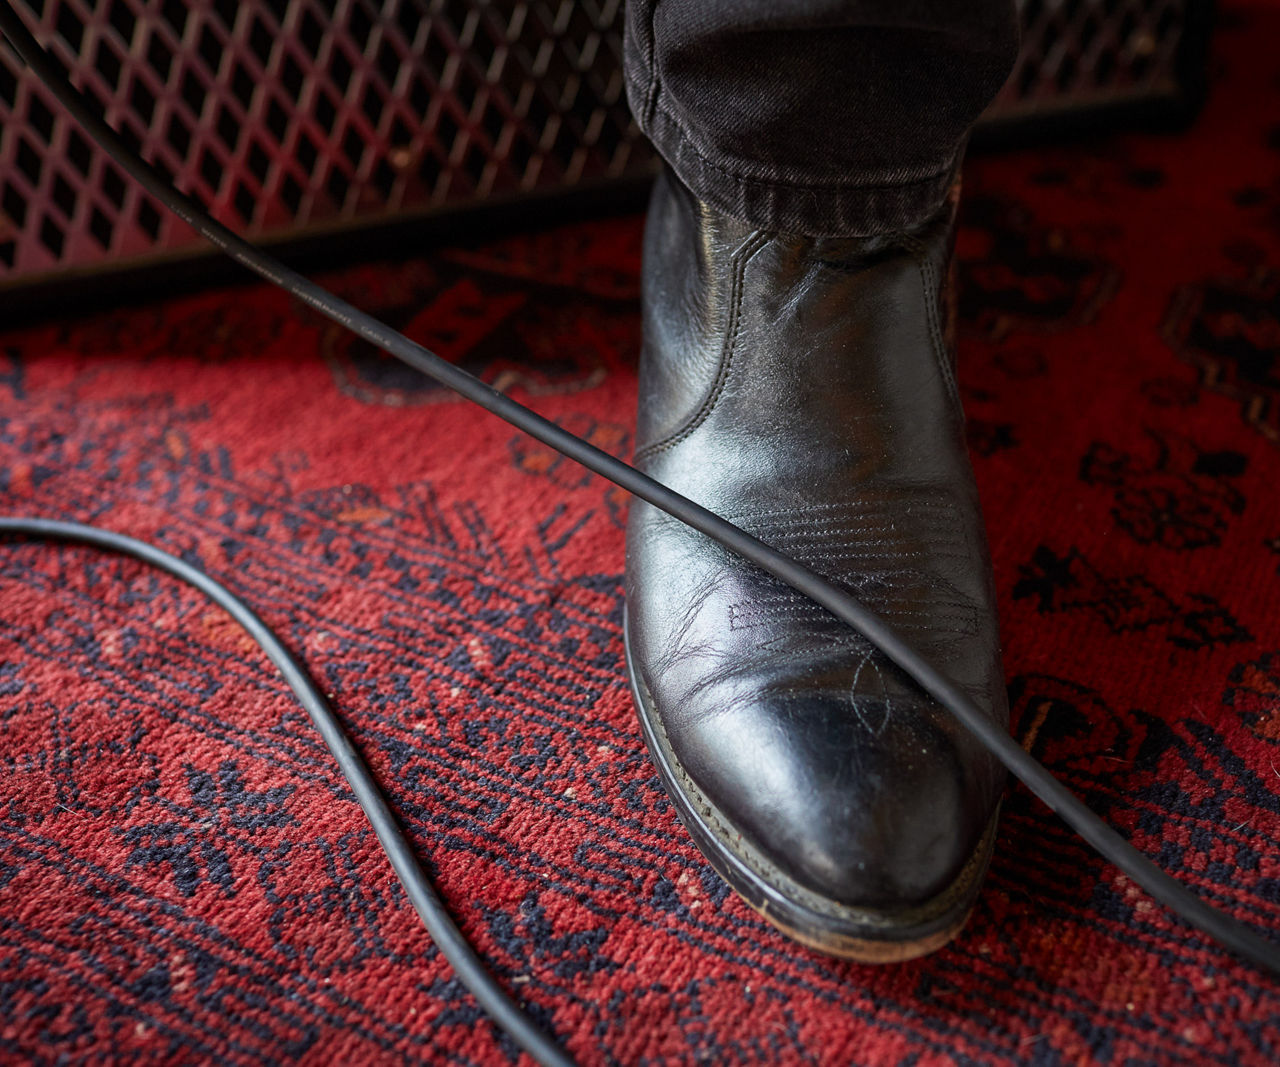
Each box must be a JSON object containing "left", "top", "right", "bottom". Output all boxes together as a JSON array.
[{"left": 672, "top": 686, "right": 996, "bottom": 911}]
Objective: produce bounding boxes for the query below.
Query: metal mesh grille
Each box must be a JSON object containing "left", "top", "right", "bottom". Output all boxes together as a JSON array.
[
  {"left": 0, "top": 0, "right": 1198, "bottom": 283},
  {"left": 1000, "top": 0, "right": 1190, "bottom": 114}
]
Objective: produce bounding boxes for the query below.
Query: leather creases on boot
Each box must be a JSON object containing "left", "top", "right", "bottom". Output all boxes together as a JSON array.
[{"left": 624, "top": 169, "right": 1007, "bottom": 961}]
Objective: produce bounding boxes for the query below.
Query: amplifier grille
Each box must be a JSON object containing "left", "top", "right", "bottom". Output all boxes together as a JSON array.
[
  {"left": 0, "top": 0, "right": 1201, "bottom": 283},
  {"left": 1009, "top": 0, "right": 1191, "bottom": 107}
]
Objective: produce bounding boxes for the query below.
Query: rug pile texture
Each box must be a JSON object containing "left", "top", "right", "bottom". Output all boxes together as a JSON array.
[{"left": 2, "top": 6, "right": 1279, "bottom": 1063}]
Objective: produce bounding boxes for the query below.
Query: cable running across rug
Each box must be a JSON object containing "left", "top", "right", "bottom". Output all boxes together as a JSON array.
[{"left": 2, "top": 4, "right": 1280, "bottom": 1063}]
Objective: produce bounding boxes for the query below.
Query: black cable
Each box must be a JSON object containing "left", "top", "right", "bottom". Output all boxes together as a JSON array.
[
  {"left": 0, "top": 517, "right": 575, "bottom": 1067},
  {"left": 0, "top": 1, "right": 1275, "bottom": 1051}
]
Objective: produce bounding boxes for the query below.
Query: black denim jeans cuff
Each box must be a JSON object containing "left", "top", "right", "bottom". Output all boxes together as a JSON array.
[
  {"left": 621, "top": 0, "right": 1018, "bottom": 238},
  {"left": 626, "top": 66, "right": 962, "bottom": 239}
]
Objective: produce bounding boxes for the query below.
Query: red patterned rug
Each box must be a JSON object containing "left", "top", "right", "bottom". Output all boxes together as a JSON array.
[{"left": 3, "top": 6, "right": 1280, "bottom": 1064}]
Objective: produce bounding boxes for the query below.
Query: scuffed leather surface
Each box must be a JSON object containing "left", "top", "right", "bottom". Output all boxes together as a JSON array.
[{"left": 626, "top": 170, "right": 1007, "bottom": 909}]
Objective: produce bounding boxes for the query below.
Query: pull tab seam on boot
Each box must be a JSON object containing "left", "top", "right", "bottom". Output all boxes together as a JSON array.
[
  {"left": 900, "top": 233, "right": 962, "bottom": 411},
  {"left": 634, "top": 229, "right": 772, "bottom": 463}
]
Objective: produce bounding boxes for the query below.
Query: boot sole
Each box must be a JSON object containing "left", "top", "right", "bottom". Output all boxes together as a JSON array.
[{"left": 624, "top": 607, "right": 998, "bottom": 962}]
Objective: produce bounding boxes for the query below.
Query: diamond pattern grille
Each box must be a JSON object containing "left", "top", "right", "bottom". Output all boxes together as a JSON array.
[
  {"left": 1002, "top": 0, "right": 1191, "bottom": 108},
  {"left": 0, "top": 0, "right": 1199, "bottom": 282}
]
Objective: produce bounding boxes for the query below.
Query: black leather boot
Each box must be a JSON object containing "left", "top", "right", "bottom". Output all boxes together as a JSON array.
[{"left": 624, "top": 169, "right": 1007, "bottom": 961}]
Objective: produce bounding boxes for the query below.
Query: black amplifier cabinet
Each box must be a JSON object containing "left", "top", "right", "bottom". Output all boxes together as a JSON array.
[{"left": 0, "top": 0, "right": 1211, "bottom": 302}]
